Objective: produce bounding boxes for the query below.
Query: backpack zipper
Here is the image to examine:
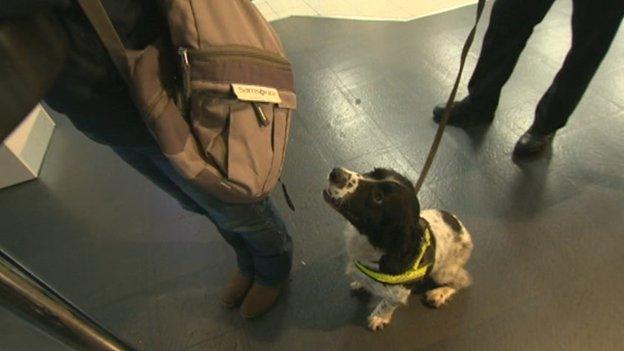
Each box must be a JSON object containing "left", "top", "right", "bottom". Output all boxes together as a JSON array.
[{"left": 187, "top": 45, "right": 291, "bottom": 70}]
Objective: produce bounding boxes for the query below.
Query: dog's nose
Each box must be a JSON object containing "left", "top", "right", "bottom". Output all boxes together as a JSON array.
[{"left": 330, "top": 168, "right": 348, "bottom": 187}]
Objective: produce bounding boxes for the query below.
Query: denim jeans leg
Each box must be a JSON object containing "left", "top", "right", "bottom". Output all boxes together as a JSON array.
[
  {"left": 213, "top": 225, "right": 256, "bottom": 279},
  {"left": 195, "top": 197, "right": 293, "bottom": 286},
  {"left": 235, "top": 198, "right": 293, "bottom": 286},
  {"left": 112, "top": 145, "right": 257, "bottom": 277},
  {"left": 146, "top": 152, "right": 293, "bottom": 286}
]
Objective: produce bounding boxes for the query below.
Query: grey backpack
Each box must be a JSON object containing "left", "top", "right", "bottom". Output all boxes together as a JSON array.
[{"left": 77, "top": 0, "right": 296, "bottom": 206}]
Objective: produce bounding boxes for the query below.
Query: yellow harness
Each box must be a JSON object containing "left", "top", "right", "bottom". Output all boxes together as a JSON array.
[{"left": 354, "top": 227, "right": 433, "bottom": 285}]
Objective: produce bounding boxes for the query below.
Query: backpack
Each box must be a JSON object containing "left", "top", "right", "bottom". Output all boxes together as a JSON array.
[{"left": 77, "top": 0, "right": 296, "bottom": 206}]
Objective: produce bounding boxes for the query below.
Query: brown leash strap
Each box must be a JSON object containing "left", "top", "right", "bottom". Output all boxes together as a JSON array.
[
  {"left": 414, "top": 0, "right": 487, "bottom": 194},
  {"left": 75, "top": 0, "right": 130, "bottom": 84}
]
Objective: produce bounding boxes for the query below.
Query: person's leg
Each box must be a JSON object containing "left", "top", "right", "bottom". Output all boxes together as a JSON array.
[
  {"left": 231, "top": 199, "right": 292, "bottom": 287},
  {"left": 216, "top": 227, "right": 257, "bottom": 308},
  {"left": 434, "top": 0, "right": 556, "bottom": 126},
  {"left": 467, "top": 0, "right": 556, "bottom": 108},
  {"left": 112, "top": 146, "right": 207, "bottom": 215},
  {"left": 514, "top": 0, "right": 624, "bottom": 159},
  {"left": 112, "top": 144, "right": 258, "bottom": 303},
  {"left": 531, "top": 0, "right": 624, "bottom": 134},
  {"left": 191, "top": 196, "right": 292, "bottom": 288},
  {"left": 217, "top": 198, "right": 293, "bottom": 318},
  {"left": 146, "top": 152, "right": 293, "bottom": 317}
]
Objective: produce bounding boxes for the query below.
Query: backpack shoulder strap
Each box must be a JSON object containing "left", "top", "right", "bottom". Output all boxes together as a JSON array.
[{"left": 75, "top": 0, "right": 130, "bottom": 84}]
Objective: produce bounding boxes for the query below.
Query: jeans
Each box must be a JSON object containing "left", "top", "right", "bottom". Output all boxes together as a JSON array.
[
  {"left": 467, "top": 0, "right": 624, "bottom": 134},
  {"left": 112, "top": 143, "right": 293, "bottom": 287}
]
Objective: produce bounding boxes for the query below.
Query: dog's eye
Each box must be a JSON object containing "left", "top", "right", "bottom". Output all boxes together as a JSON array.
[{"left": 372, "top": 189, "right": 384, "bottom": 204}]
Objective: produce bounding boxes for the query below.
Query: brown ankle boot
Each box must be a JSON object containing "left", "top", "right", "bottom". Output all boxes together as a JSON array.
[
  {"left": 240, "top": 283, "right": 281, "bottom": 319},
  {"left": 221, "top": 271, "right": 253, "bottom": 308}
]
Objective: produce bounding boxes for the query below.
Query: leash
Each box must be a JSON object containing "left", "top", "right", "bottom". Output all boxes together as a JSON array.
[{"left": 413, "top": 0, "right": 487, "bottom": 194}]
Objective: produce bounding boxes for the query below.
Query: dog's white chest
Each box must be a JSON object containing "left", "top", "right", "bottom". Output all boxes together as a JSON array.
[{"left": 344, "top": 224, "right": 384, "bottom": 263}]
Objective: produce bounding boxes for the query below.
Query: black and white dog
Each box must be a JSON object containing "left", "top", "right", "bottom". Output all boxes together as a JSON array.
[{"left": 323, "top": 167, "right": 473, "bottom": 331}]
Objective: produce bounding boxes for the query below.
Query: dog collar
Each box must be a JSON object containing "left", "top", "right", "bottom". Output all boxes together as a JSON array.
[{"left": 354, "top": 224, "right": 434, "bottom": 285}]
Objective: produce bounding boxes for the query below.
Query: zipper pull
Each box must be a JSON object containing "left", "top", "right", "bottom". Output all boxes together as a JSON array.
[
  {"left": 252, "top": 102, "right": 270, "bottom": 126},
  {"left": 178, "top": 47, "right": 191, "bottom": 101},
  {"left": 178, "top": 47, "right": 189, "bottom": 66}
]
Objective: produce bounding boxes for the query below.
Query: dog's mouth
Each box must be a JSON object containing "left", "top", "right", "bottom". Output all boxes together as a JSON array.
[
  {"left": 323, "top": 188, "right": 361, "bottom": 226},
  {"left": 323, "top": 189, "right": 340, "bottom": 210}
]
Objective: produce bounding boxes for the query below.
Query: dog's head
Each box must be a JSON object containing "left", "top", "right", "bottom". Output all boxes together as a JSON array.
[{"left": 323, "top": 167, "right": 423, "bottom": 273}]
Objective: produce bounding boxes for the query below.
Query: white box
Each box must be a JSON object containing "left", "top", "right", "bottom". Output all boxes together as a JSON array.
[{"left": 0, "top": 104, "right": 55, "bottom": 189}]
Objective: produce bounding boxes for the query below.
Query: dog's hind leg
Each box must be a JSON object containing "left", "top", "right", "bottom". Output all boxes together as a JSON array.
[
  {"left": 426, "top": 266, "right": 471, "bottom": 308},
  {"left": 368, "top": 298, "right": 399, "bottom": 331}
]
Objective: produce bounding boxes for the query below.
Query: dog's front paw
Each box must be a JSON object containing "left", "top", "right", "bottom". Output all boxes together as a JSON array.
[
  {"left": 367, "top": 315, "right": 390, "bottom": 331},
  {"left": 350, "top": 281, "right": 364, "bottom": 291},
  {"left": 425, "top": 287, "right": 456, "bottom": 308}
]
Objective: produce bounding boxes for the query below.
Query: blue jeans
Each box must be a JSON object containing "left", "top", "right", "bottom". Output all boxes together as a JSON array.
[{"left": 112, "top": 144, "right": 293, "bottom": 286}]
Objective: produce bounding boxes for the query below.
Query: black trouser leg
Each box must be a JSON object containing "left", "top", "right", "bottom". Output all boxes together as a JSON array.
[
  {"left": 532, "top": 0, "right": 624, "bottom": 134},
  {"left": 467, "top": 0, "right": 556, "bottom": 108}
]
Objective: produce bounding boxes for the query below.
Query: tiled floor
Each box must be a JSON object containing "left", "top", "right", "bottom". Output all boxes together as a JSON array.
[
  {"left": 2, "top": 1, "right": 624, "bottom": 350},
  {"left": 254, "top": 0, "right": 477, "bottom": 21}
]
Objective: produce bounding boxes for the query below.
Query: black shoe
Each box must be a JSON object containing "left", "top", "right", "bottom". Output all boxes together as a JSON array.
[
  {"left": 512, "top": 128, "right": 555, "bottom": 159},
  {"left": 432, "top": 98, "right": 496, "bottom": 128}
]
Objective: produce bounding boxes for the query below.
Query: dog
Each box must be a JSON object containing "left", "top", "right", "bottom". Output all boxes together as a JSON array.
[{"left": 323, "top": 167, "right": 473, "bottom": 331}]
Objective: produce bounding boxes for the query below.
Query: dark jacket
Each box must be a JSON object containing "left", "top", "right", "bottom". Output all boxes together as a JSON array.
[{"left": 1, "top": 0, "right": 163, "bottom": 146}]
